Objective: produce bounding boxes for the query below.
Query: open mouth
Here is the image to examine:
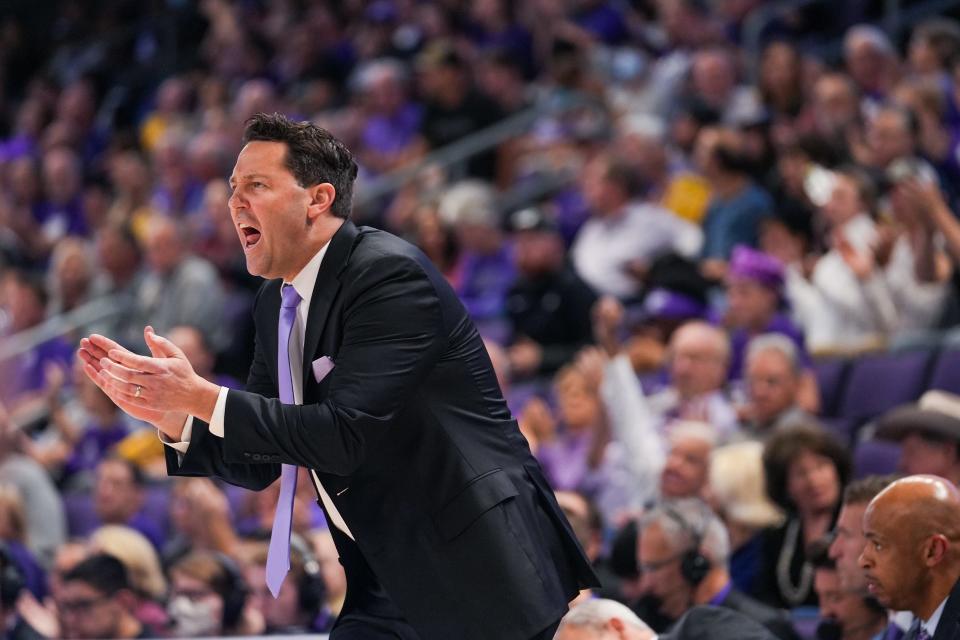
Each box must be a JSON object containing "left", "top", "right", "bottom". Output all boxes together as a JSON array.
[{"left": 239, "top": 223, "right": 262, "bottom": 249}]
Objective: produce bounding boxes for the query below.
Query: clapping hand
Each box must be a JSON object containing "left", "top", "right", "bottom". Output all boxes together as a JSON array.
[
  {"left": 834, "top": 231, "right": 876, "bottom": 280},
  {"left": 77, "top": 327, "right": 218, "bottom": 440}
]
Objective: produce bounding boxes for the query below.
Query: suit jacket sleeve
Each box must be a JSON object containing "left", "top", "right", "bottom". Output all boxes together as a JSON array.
[
  {"left": 220, "top": 253, "right": 446, "bottom": 476},
  {"left": 165, "top": 284, "right": 282, "bottom": 491}
]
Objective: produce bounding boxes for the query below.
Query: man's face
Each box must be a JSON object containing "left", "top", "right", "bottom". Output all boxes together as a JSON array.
[
  {"left": 829, "top": 502, "right": 869, "bottom": 590},
  {"left": 867, "top": 110, "right": 913, "bottom": 169},
  {"left": 846, "top": 40, "right": 887, "bottom": 93},
  {"left": 144, "top": 222, "right": 182, "bottom": 275},
  {"left": 228, "top": 141, "right": 316, "bottom": 281},
  {"left": 514, "top": 230, "right": 562, "bottom": 276},
  {"left": 822, "top": 174, "right": 864, "bottom": 228},
  {"left": 899, "top": 432, "right": 959, "bottom": 479},
  {"left": 813, "top": 76, "right": 856, "bottom": 132},
  {"left": 661, "top": 436, "right": 711, "bottom": 499},
  {"left": 580, "top": 158, "right": 623, "bottom": 216},
  {"left": 245, "top": 564, "right": 302, "bottom": 629},
  {"left": 57, "top": 581, "right": 121, "bottom": 639},
  {"left": 814, "top": 568, "right": 878, "bottom": 640},
  {"left": 860, "top": 504, "right": 924, "bottom": 611},
  {"left": 93, "top": 460, "right": 140, "bottom": 523},
  {"left": 638, "top": 522, "right": 693, "bottom": 621},
  {"left": 669, "top": 328, "right": 726, "bottom": 398},
  {"left": 746, "top": 350, "right": 799, "bottom": 425},
  {"left": 725, "top": 277, "right": 777, "bottom": 329}
]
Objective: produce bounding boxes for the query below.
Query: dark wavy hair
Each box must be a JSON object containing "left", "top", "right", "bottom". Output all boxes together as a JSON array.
[
  {"left": 762, "top": 422, "right": 851, "bottom": 512},
  {"left": 242, "top": 112, "right": 359, "bottom": 219}
]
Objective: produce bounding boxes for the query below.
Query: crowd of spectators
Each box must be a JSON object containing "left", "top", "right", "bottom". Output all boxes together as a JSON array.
[{"left": 3, "top": 0, "right": 960, "bottom": 638}]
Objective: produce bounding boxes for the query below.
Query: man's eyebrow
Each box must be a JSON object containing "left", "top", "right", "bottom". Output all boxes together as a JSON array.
[{"left": 230, "top": 173, "right": 271, "bottom": 184}]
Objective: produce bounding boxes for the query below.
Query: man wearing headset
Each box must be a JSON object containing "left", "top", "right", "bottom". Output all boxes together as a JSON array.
[
  {"left": 636, "top": 498, "right": 798, "bottom": 640},
  {"left": 0, "top": 543, "right": 44, "bottom": 640}
]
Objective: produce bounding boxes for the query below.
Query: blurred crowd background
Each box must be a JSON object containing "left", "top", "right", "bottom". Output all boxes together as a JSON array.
[{"left": 3, "top": 0, "right": 960, "bottom": 638}]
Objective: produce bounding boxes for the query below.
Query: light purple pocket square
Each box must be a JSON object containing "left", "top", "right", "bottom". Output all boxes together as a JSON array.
[{"left": 312, "top": 356, "right": 335, "bottom": 383}]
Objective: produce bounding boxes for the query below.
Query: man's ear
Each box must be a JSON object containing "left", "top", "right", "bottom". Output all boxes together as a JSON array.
[
  {"left": 306, "top": 183, "right": 337, "bottom": 222},
  {"left": 923, "top": 534, "right": 949, "bottom": 567}
]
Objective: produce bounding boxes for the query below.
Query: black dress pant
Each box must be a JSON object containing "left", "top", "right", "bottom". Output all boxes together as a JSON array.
[
  {"left": 327, "top": 522, "right": 422, "bottom": 640},
  {"left": 325, "top": 514, "right": 565, "bottom": 640}
]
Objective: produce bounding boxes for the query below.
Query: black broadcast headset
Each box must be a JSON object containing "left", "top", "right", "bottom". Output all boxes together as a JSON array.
[
  {"left": 661, "top": 502, "right": 712, "bottom": 587},
  {"left": 0, "top": 543, "right": 25, "bottom": 610},
  {"left": 289, "top": 533, "right": 326, "bottom": 622},
  {"left": 211, "top": 552, "right": 250, "bottom": 632}
]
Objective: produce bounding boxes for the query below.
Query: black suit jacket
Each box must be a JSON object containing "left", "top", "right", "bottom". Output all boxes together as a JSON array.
[
  {"left": 166, "top": 221, "right": 598, "bottom": 640},
  {"left": 906, "top": 577, "right": 960, "bottom": 640},
  {"left": 662, "top": 605, "right": 779, "bottom": 640},
  {"left": 720, "top": 588, "right": 800, "bottom": 640}
]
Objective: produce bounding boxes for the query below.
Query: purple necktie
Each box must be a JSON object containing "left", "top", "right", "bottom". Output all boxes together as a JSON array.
[
  {"left": 917, "top": 627, "right": 931, "bottom": 640},
  {"left": 265, "top": 284, "right": 301, "bottom": 597}
]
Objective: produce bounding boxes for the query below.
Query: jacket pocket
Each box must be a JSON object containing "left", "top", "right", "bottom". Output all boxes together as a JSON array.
[{"left": 433, "top": 468, "right": 519, "bottom": 541}]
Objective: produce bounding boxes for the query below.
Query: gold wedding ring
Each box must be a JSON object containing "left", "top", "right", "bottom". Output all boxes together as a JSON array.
[{"left": 134, "top": 385, "right": 142, "bottom": 398}]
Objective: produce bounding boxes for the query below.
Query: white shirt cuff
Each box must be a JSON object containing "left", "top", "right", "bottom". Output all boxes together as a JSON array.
[
  {"left": 158, "top": 416, "right": 193, "bottom": 454},
  {"left": 156, "top": 387, "right": 229, "bottom": 453},
  {"left": 209, "top": 386, "right": 229, "bottom": 438}
]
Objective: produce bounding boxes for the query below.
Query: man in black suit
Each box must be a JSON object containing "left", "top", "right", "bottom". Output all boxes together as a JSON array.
[
  {"left": 78, "top": 113, "right": 597, "bottom": 640},
  {"left": 635, "top": 499, "right": 798, "bottom": 640},
  {"left": 860, "top": 475, "right": 960, "bottom": 640}
]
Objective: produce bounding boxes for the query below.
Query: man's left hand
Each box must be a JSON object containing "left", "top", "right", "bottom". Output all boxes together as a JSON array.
[{"left": 88, "top": 326, "right": 220, "bottom": 423}]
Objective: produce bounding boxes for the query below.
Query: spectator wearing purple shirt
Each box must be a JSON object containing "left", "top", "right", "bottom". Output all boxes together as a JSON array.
[
  {"left": 533, "top": 363, "right": 641, "bottom": 524},
  {"left": 36, "top": 147, "right": 88, "bottom": 245},
  {"left": 69, "top": 457, "right": 166, "bottom": 551},
  {"left": 721, "top": 246, "right": 808, "bottom": 381},
  {"left": 438, "top": 180, "right": 515, "bottom": 342},
  {"left": 149, "top": 132, "right": 205, "bottom": 218},
  {"left": 571, "top": 0, "right": 629, "bottom": 45},
  {"left": 351, "top": 58, "right": 424, "bottom": 176},
  {"left": 0, "top": 271, "right": 73, "bottom": 410},
  {"left": 466, "top": 0, "right": 535, "bottom": 78}
]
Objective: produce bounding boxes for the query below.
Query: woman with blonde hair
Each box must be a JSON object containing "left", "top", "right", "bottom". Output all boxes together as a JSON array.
[
  {"left": 89, "top": 525, "right": 168, "bottom": 630},
  {"left": 708, "top": 440, "right": 784, "bottom": 594}
]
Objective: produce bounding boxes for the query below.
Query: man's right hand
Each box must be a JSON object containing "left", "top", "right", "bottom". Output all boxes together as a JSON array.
[{"left": 77, "top": 335, "right": 187, "bottom": 440}]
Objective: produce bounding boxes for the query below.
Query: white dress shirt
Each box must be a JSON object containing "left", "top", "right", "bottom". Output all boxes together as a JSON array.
[
  {"left": 922, "top": 594, "right": 948, "bottom": 639},
  {"left": 162, "top": 241, "right": 355, "bottom": 539},
  {"left": 786, "top": 214, "right": 897, "bottom": 353},
  {"left": 571, "top": 201, "right": 703, "bottom": 299}
]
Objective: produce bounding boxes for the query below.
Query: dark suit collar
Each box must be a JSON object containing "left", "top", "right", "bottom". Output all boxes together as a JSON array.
[
  {"left": 255, "top": 220, "right": 362, "bottom": 390},
  {"left": 301, "top": 219, "right": 361, "bottom": 386},
  {"left": 933, "top": 576, "right": 960, "bottom": 640}
]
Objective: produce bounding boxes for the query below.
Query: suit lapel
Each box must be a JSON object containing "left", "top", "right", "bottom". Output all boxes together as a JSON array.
[
  {"left": 933, "top": 577, "right": 960, "bottom": 640},
  {"left": 301, "top": 220, "right": 360, "bottom": 391}
]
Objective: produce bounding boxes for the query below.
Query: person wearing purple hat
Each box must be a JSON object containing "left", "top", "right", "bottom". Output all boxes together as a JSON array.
[{"left": 722, "top": 245, "right": 810, "bottom": 382}]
